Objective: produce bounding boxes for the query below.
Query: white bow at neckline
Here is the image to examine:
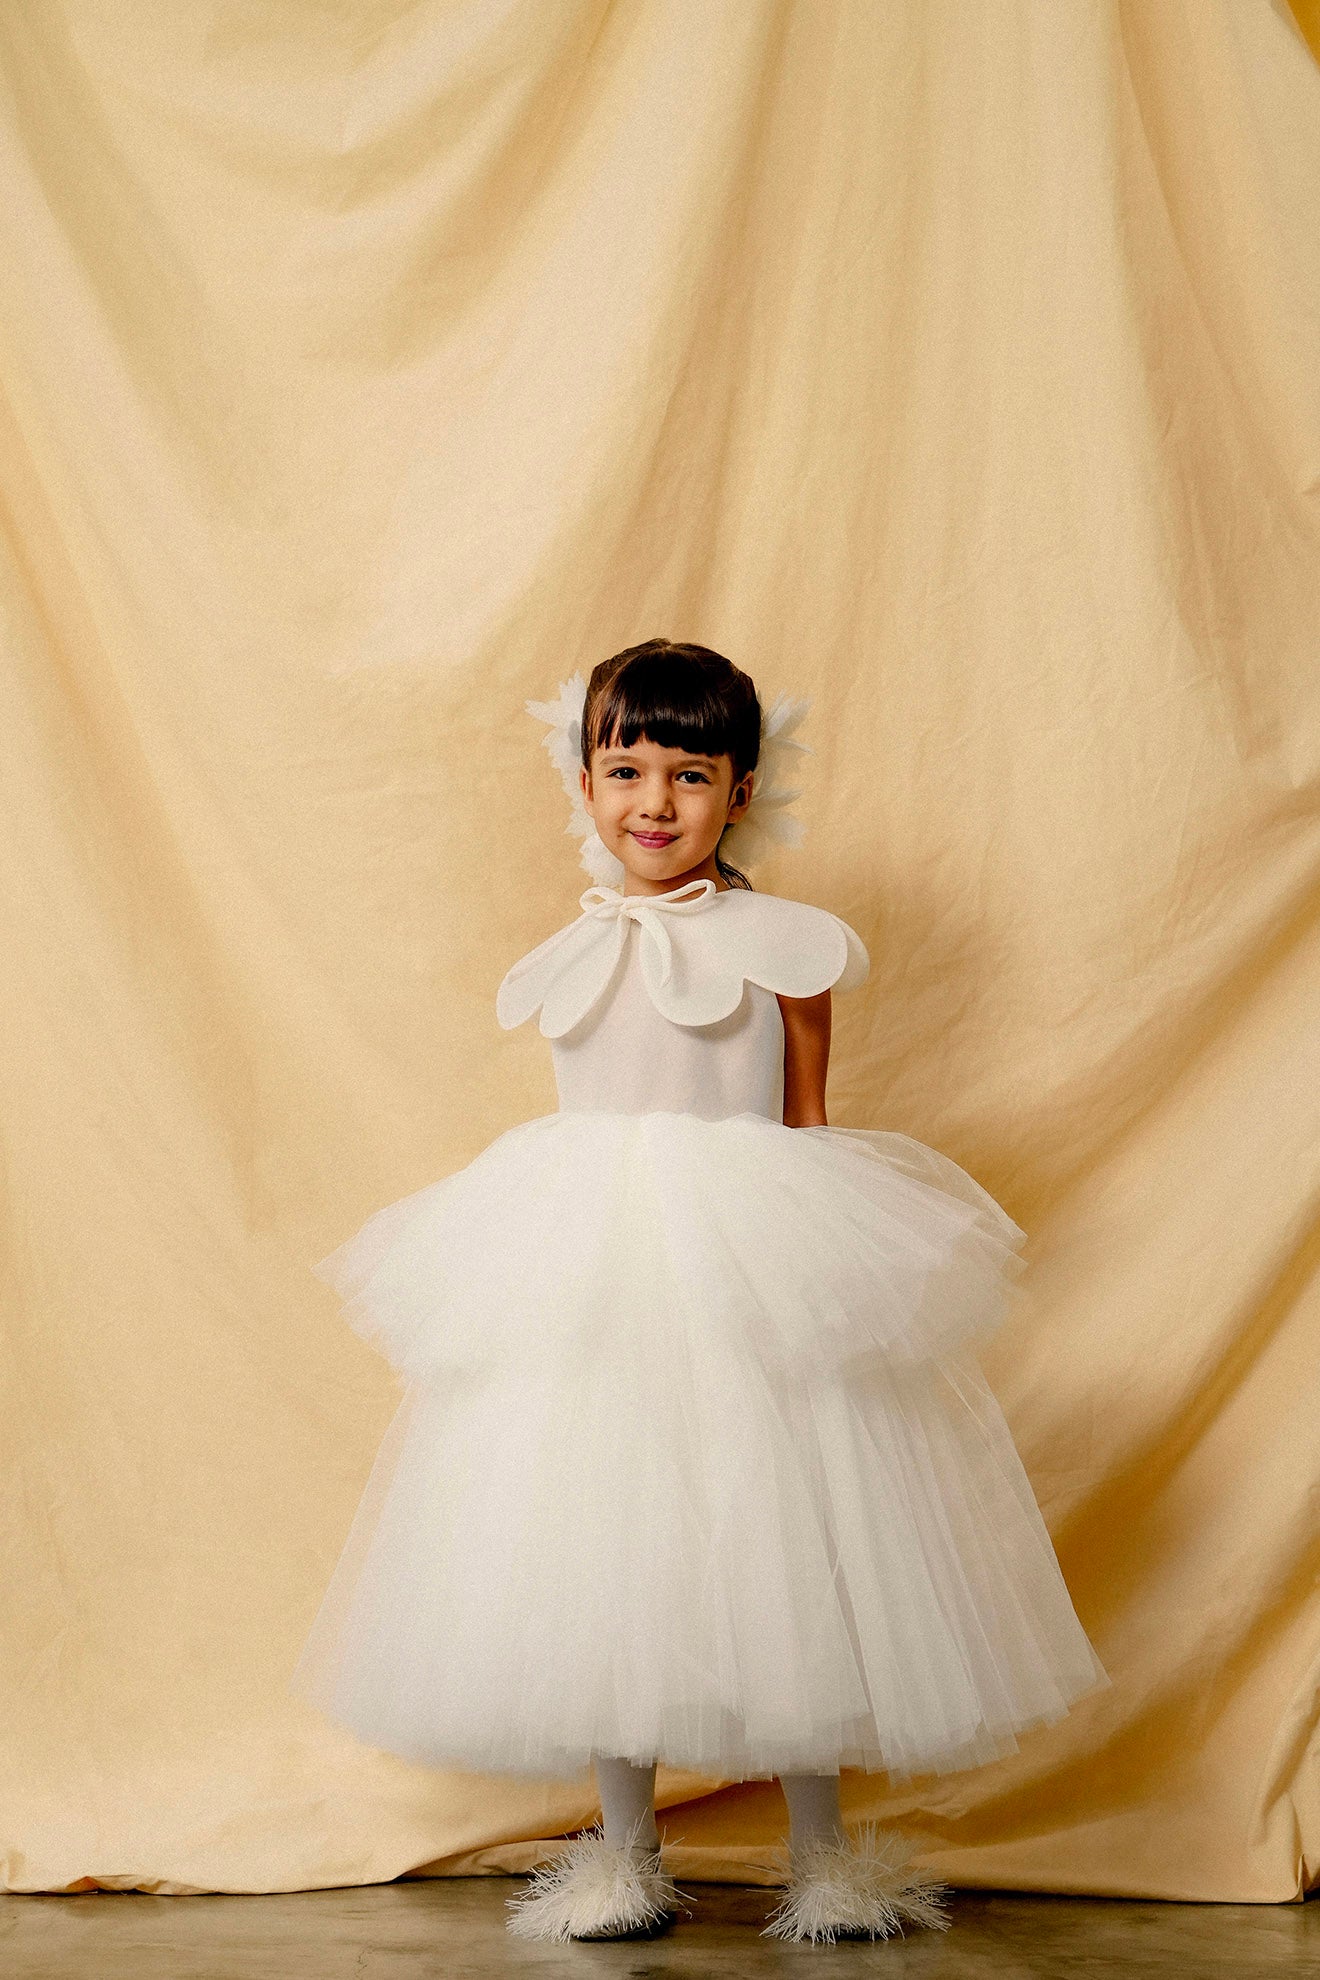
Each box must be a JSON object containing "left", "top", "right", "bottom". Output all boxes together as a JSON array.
[{"left": 578, "top": 877, "right": 720, "bottom": 987}]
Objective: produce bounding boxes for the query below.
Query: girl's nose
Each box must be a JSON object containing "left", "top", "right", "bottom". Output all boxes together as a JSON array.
[{"left": 639, "top": 781, "right": 676, "bottom": 820}]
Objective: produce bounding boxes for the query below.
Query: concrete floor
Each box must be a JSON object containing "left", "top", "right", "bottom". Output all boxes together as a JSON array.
[{"left": 1, "top": 1880, "right": 1315, "bottom": 1979}]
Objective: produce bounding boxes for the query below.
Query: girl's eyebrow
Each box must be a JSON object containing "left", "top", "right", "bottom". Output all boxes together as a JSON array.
[{"left": 597, "top": 749, "right": 719, "bottom": 766}]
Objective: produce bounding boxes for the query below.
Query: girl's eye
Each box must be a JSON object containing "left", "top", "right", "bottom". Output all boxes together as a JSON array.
[{"left": 604, "top": 767, "right": 710, "bottom": 783}]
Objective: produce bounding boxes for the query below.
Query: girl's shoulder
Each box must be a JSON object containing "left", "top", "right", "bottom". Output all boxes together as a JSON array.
[{"left": 496, "top": 885, "right": 869, "bottom": 1039}]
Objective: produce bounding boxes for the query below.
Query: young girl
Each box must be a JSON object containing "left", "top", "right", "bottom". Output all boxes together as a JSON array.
[{"left": 292, "top": 639, "right": 1107, "bottom": 1945}]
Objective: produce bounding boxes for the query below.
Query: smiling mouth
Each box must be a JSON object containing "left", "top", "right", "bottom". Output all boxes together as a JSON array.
[{"left": 631, "top": 831, "right": 677, "bottom": 846}]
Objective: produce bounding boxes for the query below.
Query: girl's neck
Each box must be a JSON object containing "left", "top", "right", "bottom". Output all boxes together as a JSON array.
[{"left": 615, "top": 851, "right": 731, "bottom": 897}]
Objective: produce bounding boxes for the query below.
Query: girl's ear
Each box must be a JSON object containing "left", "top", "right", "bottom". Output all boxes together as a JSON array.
[
  {"left": 579, "top": 764, "right": 593, "bottom": 816},
  {"left": 727, "top": 770, "right": 753, "bottom": 821}
]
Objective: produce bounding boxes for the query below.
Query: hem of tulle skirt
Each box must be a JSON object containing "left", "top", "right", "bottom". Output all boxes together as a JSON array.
[{"left": 295, "top": 1668, "right": 1111, "bottom": 1788}]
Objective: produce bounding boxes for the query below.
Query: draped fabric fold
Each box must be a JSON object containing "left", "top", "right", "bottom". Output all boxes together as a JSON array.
[{"left": 1, "top": 0, "right": 1318, "bottom": 1901}]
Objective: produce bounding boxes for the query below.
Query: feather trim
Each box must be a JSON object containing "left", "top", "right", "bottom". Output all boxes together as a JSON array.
[
  {"left": 761, "top": 1823, "right": 952, "bottom": 1944},
  {"left": 504, "top": 1820, "right": 687, "bottom": 1942}
]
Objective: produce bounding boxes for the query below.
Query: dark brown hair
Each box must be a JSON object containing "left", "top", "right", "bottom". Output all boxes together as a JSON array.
[{"left": 582, "top": 638, "right": 762, "bottom": 890}]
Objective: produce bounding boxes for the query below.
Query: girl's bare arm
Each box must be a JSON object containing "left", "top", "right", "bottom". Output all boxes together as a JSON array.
[{"left": 777, "top": 988, "right": 832, "bottom": 1127}]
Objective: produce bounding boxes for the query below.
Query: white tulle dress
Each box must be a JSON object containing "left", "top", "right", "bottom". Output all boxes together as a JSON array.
[{"left": 292, "top": 875, "right": 1107, "bottom": 1784}]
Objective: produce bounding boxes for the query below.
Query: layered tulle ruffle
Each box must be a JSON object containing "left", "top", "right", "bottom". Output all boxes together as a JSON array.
[
  {"left": 292, "top": 1326, "right": 1107, "bottom": 1781},
  {"left": 312, "top": 1109, "right": 1029, "bottom": 1384},
  {"left": 294, "top": 1110, "right": 1108, "bottom": 1781}
]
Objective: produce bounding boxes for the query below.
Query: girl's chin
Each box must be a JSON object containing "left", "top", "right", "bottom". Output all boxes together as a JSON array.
[{"left": 612, "top": 840, "right": 710, "bottom": 877}]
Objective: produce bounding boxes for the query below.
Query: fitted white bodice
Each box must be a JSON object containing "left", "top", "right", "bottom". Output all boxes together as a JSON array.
[
  {"left": 550, "top": 919, "right": 788, "bottom": 1121},
  {"left": 495, "top": 877, "right": 870, "bottom": 1125}
]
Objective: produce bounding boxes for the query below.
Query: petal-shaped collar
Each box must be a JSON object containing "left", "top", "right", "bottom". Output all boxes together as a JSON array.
[{"left": 496, "top": 880, "right": 869, "bottom": 1039}]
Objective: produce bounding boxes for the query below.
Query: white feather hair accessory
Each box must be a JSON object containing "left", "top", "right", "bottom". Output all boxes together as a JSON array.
[{"left": 525, "top": 671, "right": 813, "bottom": 887}]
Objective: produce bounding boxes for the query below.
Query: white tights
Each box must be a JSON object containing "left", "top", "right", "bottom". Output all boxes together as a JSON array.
[
  {"left": 594, "top": 1754, "right": 660, "bottom": 1850},
  {"left": 592, "top": 1754, "right": 844, "bottom": 1851},
  {"left": 779, "top": 1769, "right": 847, "bottom": 1847}
]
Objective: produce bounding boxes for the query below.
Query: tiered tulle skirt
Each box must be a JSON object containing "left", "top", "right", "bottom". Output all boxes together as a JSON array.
[{"left": 291, "top": 1109, "right": 1107, "bottom": 1781}]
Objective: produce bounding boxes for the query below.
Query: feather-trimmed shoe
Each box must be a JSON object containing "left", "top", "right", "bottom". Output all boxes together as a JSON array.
[
  {"left": 505, "top": 1819, "right": 687, "bottom": 1942},
  {"left": 762, "top": 1822, "right": 952, "bottom": 1945}
]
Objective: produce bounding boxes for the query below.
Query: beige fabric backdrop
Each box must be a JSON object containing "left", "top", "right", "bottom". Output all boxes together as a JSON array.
[{"left": 2, "top": 0, "right": 1318, "bottom": 1902}]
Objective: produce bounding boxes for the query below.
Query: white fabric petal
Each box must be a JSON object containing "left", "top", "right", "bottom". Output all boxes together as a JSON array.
[{"left": 494, "top": 911, "right": 627, "bottom": 1038}]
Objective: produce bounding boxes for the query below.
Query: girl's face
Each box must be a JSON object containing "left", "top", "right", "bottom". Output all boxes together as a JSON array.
[{"left": 581, "top": 731, "right": 752, "bottom": 894}]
